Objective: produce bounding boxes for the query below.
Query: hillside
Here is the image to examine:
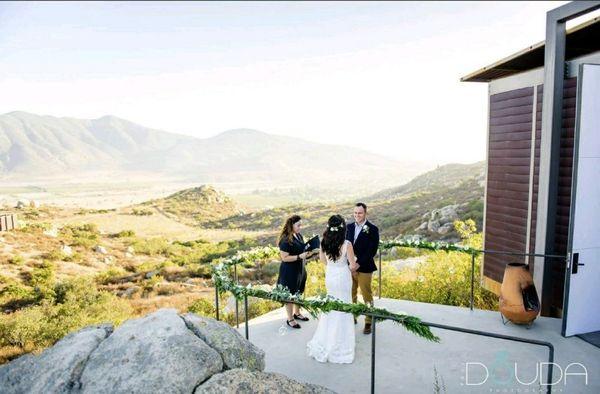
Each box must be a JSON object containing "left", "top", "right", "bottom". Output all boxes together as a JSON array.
[
  {"left": 138, "top": 185, "right": 243, "bottom": 225},
  {"left": 206, "top": 162, "right": 485, "bottom": 242},
  {"left": 0, "top": 112, "right": 431, "bottom": 192},
  {"left": 368, "top": 161, "right": 486, "bottom": 200}
]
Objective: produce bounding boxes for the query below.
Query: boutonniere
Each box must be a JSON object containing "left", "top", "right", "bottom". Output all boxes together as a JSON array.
[{"left": 362, "top": 224, "right": 370, "bottom": 234}]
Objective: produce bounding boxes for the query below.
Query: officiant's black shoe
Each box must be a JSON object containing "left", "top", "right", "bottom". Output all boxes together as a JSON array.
[
  {"left": 363, "top": 323, "right": 372, "bottom": 335},
  {"left": 287, "top": 320, "right": 301, "bottom": 329},
  {"left": 293, "top": 313, "right": 309, "bottom": 321}
]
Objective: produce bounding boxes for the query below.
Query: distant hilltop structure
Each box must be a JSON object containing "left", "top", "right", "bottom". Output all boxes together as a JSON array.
[{"left": 0, "top": 213, "right": 17, "bottom": 232}]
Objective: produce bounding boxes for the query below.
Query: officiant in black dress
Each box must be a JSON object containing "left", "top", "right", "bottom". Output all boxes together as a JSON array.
[{"left": 276, "top": 215, "right": 316, "bottom": 329}]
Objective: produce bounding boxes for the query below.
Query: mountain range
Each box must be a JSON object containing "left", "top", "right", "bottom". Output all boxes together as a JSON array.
[{"left": 0, "top": 111, "right": 432, "bottom": 190}]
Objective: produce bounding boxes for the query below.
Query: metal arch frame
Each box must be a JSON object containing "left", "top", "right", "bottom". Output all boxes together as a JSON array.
[{"left": 535, "top": 0, "right": 600, "bottom": 316}]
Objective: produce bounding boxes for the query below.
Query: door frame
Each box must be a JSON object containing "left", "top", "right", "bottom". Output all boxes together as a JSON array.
[{"left": 536, "top": 0, "right": 600, "bottom": 316}]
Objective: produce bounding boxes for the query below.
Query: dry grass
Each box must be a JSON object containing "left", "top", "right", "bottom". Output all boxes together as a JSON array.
[
  {"left": 0, "top": 199, "right": 270, "bottom": 365},
  {"left": 129, "top": 291, "right": 212, "bottom": 316},
  {"left": 0, "top": 344, "right": 37, "bottom": 365},
  {"left": 51, "top": 208, "right": 263, "bottom": 242}
]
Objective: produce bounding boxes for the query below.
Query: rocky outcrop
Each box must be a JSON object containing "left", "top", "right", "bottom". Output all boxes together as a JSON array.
[
  {"left": 78, "top": 309, "right": 223, "bottom": 393},
  {"left": 182, "top": 313, "right": 264, "bottom": 371},
  {"left": 0, "top": 325, "right": 113, "bottom": 394},
  {"left": 0, "top": 308, "right": 332, "bottom": 394},
  {"left": 196, "top": 369, "right": 335, "bottom": 394},
  {"left": 417, "top": 203, "right": 466, "bottom": 237}
]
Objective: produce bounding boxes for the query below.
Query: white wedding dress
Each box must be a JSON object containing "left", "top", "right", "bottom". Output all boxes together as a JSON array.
[{"left": 306, "top": 240, "right": 355, "bottom": 363}]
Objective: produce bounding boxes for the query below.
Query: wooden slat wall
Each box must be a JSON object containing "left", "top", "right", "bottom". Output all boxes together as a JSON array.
[
  {"left": 484, "top": 87, "right": 534, "bottom": 282},
  {"left": 527, "top": 78, "right": 576, "bottom": 316}
]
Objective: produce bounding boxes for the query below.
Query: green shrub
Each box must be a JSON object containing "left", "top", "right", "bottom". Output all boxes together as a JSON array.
[
  {"left": 260, "top": 261, "right": 280, "bottom": 278},
  {"left": 132, "top": 238, "right": 173, "bottom": 256},
  {"left": 131, "top": 208, "right": 153, "bottom": 216},
  {"left": 95, "top": 267, "right": 128, "bottom": 285},
  {"left": 0, "top": 277, "right": 131, "bottom": 352},
  {"left": 246, "top": 298, "right": 281, "bottom": 318},
  {"left": 41, "top": 249, "right": 67, "bottom": 261},
  {"left": 190, "top": 264, "right": 212, "bottom": 278},
  {"left": 60, "top": 224, "right": 100, "bottom": 249},
  {"left": 22, "top": 209, "right": 40, "bottom": 219},
  {"left": 141, "top": 275, "right": 163, "bottom": 293},
  {"left": 156, "top": 283, "right": 182, "bottom": 296},
  {"left": 0, "top": 281, "right": 34, "bottom": 301},
  {"left": 133, "top": 261, "right": 163, "bottom": 274},
  {"left": 188, "top": 297, "right": 216, "bottom": 316},
  {"left": 376, "top": 251, "right": 496, "bottom": 310},
  {"left": 7, "top": 255, "right": 25, "bottom": 265},
  {"left": 63, "top": 252, "right": 82, "bottom": 263},
  {"left": 188, "top": 296, "right": 280, "bottom": 326},
  {"left": 376, "top": 221, "right": 496, "bottom": 310},
  {"left": 111, "top": 230, "right": 136, "bottom": 238},
  {"left": 303, "top": 260, "right": 326, "bottom": 298},
  {"left": 28, "top": 261, "right": 56, "bottom": 301},
  {"left": 17, "top": 222, "right": 51, "bottom": 234},
  {"left": 220, "top": 298, "right": 281, "bottom": 325}
]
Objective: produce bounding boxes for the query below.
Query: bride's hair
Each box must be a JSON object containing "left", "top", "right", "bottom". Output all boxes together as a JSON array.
[{"left": 321, "top": 214, "right": 346, "bottom": 261}]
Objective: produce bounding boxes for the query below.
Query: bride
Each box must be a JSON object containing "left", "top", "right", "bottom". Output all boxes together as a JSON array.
[{"left": 307, "top": 214, "right": 360, "bottom": 364}]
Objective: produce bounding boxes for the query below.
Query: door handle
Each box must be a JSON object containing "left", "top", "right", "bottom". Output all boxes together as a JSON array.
[{"left": 572, "top": 253, "right": 584, "bottom": 274}]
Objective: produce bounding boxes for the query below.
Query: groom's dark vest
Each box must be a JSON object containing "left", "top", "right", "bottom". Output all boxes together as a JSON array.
[{"left": 346, "top": 220, "right": 380, "bottom": 273}]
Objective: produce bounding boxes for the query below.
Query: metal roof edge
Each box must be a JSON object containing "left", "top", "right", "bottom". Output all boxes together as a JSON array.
[{"left": 460, "top": 16, "right": 600, "bottom": 83}]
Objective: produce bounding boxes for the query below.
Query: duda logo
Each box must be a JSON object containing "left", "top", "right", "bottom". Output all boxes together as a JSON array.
[{"left": 464, "top": 351, "right": 588, "bottom": 387}]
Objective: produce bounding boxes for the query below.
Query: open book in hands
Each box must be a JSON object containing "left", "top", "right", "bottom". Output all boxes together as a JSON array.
[{"left": 303, "top": 235, "right": 320, "bottom": 257}]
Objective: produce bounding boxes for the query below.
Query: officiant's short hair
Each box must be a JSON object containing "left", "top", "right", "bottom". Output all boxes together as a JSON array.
[{"left": 355, "top": 202, "right": 367, "bottom": 212}]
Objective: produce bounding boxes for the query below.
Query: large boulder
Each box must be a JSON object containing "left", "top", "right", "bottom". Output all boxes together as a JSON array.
[
  {"left": 0, "top": 324, "right": 113, "bottom": 394},
  {"left": 0, "top": 309, "right": 334, "bottom": 394},
  {"left": 437, "top": 222, "right": 454, "bottom": 235},
  {"left": 78, "top": 309, "right": 222, "bottom": 393},
  {"left": 182, "top": 313, "right": 265, "bottom": 371},
  {"left": 196, "top": 368, "right": 335, "bottom": 394},
  {"left": 430, "top": 204, "right": 459, "bottom": 225}
]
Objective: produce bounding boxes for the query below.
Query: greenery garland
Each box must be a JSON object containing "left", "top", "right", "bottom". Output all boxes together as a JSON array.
[
  {"left": 379, "top": 239, "right": 479, "bottom": 256},
  {"left": 211, "top": 246, "right": 440, "bottom": 342}
]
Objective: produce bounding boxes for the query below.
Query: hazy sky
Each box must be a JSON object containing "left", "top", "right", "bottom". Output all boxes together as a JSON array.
[{"left": 2, "top": 1, "right": 594, "bottom": 165}]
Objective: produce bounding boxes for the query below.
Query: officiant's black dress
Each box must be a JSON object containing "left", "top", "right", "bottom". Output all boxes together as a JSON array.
[{"left": 277, "top": 234, "right": 307, "bottom": 295}]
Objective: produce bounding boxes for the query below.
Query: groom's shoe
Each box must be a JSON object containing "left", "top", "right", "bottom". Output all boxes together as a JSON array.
[{"left": 363, "top": 323, "right": 372, "bottom": 335}]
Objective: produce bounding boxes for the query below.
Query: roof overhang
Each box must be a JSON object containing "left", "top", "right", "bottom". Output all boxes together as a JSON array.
[{"left": 461, "top": 16, "right": 600, "bottom": 83}]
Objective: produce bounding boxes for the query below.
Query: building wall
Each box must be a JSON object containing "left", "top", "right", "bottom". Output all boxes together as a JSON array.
[
  {"left": 481, "top": 52, "right": 599, "bottom": 317},
  {"left": 483, "top": 77, "right": 577, "bottom": 317},
  {"left": 483, "top": 87, "right": 534, "bottom": 283}
]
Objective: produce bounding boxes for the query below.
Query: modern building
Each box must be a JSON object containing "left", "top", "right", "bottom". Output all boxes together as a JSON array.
[{"left": 462, "top": 2, "right": 600, "bottom": 339}]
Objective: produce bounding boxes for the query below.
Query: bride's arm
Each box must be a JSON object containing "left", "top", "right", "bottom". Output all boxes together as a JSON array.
[
  {"left": 319, "top": 249, "right": 327, "bottom": 265},
  {"left": 347, "top": 243, "right": 359, "bottom": 272}
]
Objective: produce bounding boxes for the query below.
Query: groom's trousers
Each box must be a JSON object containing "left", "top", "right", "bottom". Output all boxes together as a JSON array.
[{"left": 352, "top": 272, "right": 373, "bottom": 324}]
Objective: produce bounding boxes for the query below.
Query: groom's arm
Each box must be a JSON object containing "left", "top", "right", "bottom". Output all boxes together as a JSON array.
[{"left": 368, "top": 226, "right": 380, "bottom": 260}]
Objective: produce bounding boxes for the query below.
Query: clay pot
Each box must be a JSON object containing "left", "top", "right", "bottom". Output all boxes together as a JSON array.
[{"left": 499, "top": 263, "right": 540, "bottom": 325}]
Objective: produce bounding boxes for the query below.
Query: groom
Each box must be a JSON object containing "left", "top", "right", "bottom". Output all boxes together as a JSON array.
[{"left": 346, "top": 202, "right": 379, "bottom": 335}]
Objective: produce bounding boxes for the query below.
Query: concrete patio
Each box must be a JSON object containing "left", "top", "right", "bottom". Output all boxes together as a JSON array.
[{"left": 237, "top": 298, "right": 599, "bottom": 393}]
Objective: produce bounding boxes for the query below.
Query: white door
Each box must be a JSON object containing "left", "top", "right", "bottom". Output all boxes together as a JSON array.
[{"left": 562, "top": 63, "right": 600, "bottom": 337}]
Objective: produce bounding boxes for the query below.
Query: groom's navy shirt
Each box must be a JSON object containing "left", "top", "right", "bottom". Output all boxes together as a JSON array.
[{"left": 346, "top": 220, "right": 379, "bottom": 273}]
